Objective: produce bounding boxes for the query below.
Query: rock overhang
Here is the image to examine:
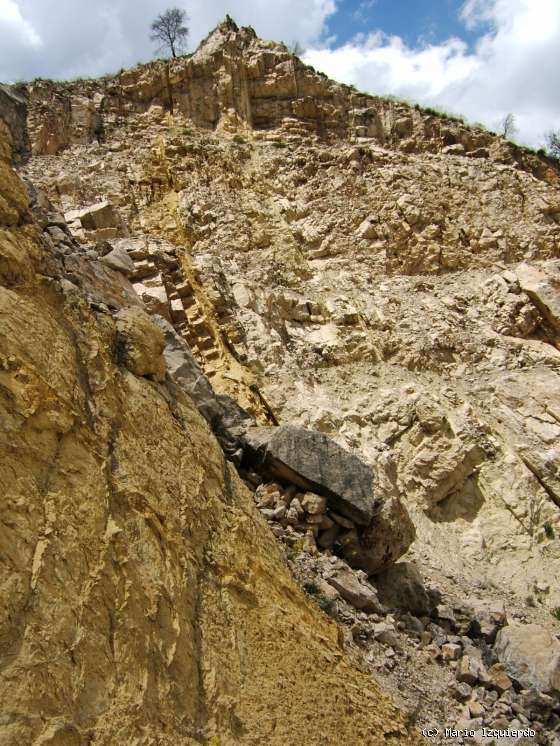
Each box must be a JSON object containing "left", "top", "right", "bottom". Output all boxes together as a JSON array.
[{"left": 242, "top": 424, "right": 377, "bottom": 526}]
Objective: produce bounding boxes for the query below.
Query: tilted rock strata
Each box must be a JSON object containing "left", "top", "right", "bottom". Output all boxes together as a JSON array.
[
  {"left": 9, "top": 17, "right": 560, "bottom": 743},
  {"left": 0, "top": 104, "right": 419, "bottom": 746},
  {"left": 0, "top": 121, "right": 29, "bottom": 229},
  {"left": 0, "top": 84, "right": 28, "bottom": 164},
  {"left": 154, "top": 314, "right": 255, "bottom": 462}
]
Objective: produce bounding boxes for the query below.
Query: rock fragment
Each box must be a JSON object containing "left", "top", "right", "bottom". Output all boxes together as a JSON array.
[
  {"left": 457, "top": 655, "right": 489, "bottom": 686},
  {"left": 324, "top": 565, "right": 382, "bottom": 613},
  {"left": 373, "top": 562, "right": 434, "bottom": 615},
  {"left": 115, "top": 307, "right": 166, "bottom": 381},
  {"left": 100, "top": 243, "right": 135, "bottom": 276},
  {"left": 340, "top": 496, "right": 416, "bottom": 575},
  {"left": 494, "top": 623, "right": 560, "bottom": 695},
  {"left": 515, "top": 261, "right": 560, "bottom": 332}
]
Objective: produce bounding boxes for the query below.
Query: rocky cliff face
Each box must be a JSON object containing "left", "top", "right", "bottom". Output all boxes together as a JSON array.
[
  {"left": 0, "top": 84, "right": 28, "bottom": 164},
  {"left": 0, "top": 79, "right": 417, "bottom": 745},
  {"left": 4, "top": 16, "right": 560, "bottom": 745},
  {"left": 24, "top": 17, "right": 558, "bottom": 184}
]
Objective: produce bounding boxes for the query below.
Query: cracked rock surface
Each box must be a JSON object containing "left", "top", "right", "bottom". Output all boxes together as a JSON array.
[
  {"left": 3, "top": 15, "right": 560, "bottom": 746},
  {"left": 0, "top": 84, "right": 417, "bottom": 746}
]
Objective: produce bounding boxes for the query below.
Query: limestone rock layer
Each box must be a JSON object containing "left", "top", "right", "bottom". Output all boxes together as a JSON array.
[
  {"left": 3, "top": 15, "right": 560, "bottom": 745},
  {"left": 0, "top": 94, "right": 415, "bottom": 744}
]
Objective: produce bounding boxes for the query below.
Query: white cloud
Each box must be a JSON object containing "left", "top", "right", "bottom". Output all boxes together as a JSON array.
[
  {"left": 0, "top": 0, "right": 41, "bottom": 47},
  {"left": 308, "top": 33, "right": 480, "bottom": 98},
  {"left": 0, "top": 0, "right": 336, "bottom": 82},
  {"left": 304, "top": 0, "right": 560, "bottom": 147},
  {"left": 352, "top": 0, "right": 377, "bottom": 24},
  {"left": 460, "top": 0, "right": 496, "bottom": 29},
  {"left": 187, "top": 0, "right": 336, "bottom": 49}
]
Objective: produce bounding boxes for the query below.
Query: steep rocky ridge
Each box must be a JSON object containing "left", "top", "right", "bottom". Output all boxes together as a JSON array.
[
  {"left": 0, "top": 84, "right": 418, "bottom": 745},
  {"left": 24, "top": 17, "right": 558, "bottom": 186},
  {"left": 6, "top": 16, "right": 560, "bottom": 744}
]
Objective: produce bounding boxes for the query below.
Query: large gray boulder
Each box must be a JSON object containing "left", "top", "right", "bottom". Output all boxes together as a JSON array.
[
  {"left": 494, "top": 623, "right": 560, "bottom": 695},
  {"left": 242, "top": 425, "right": 377, "bottom": 525}
]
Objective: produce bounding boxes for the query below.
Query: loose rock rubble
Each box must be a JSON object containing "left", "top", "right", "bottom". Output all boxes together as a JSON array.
[
  {"left": 287, "top": 541, "right": 560, "bottom": 744},
  {"left": 245, "top": 473, "right": 559, "bottom": 743},
  {"left": 244, "top": 464, "right": 413, "bottom": 569},
  {"left": 251, "top": 479, "right": 360, "bottom": 554},
  {"left": 5, "top": 14, "right": 560, "bottom": 746}
]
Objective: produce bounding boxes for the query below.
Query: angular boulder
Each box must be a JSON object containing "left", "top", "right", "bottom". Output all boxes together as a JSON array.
[
  {"left": 487, "top": 663, "right": 512, "bottom": 694},
  {"left": 469, "top": 601, "right": 507, "bottom": 643},
  {"left": 373, "top": 561, "right": 434, "bottom": 615},
  {"left": 494, "top": 623, "right": 560, "bottom": 695},
  {"left": 339, "top": 496, "right": 416, "bottom": 575},
  {"left": 356, "top": 217, "right": 378, "bottom": 240},
  {"left": 515, "top": 261, "right": 560, "bottom": 333},
  {"left": 325, "top": 565, "right": 382, "bottom": 613},
  {"left": 133, "top": 280, "right": 170, "bottom": 318},
  {"left": 242, "top": 425, "right": 377, "bottom": 526},
  {"left": 74, "top": 200, "right": 120, "bottom": 231},
  {"left": 456, "top": 655, "right": 490, "bottom": 687},
  {"left": 100, "top": 243, "right": 135, "bottom": 276},
  {"left": 115, "top": 307, "right": 166, "bottom": 382}
]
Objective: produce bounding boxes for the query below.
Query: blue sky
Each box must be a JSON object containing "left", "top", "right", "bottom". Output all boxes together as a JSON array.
[
  {"left": 327, "top": 0, "right": 484, "bottom": 48},
  {"left": 0, "top": 0, "right": 558, "bottom": 146}
]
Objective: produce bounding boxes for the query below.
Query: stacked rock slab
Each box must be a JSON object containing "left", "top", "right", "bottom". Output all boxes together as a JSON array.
[
  {"left": 244, "top": 425, "right": 415, "bottom": 574},
  {"left": 243, "top": 425, "right": 379, "bottom": 524}
]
